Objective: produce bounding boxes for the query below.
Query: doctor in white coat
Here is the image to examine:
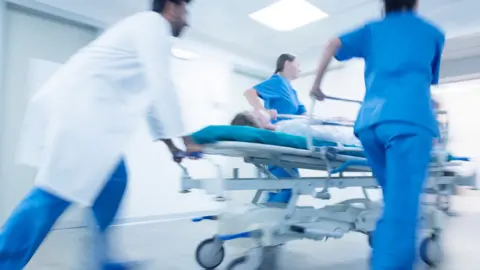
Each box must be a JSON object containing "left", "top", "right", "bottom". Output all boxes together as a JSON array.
[{"left": 0, "top": 0, "right": 198, "bottom": 269}]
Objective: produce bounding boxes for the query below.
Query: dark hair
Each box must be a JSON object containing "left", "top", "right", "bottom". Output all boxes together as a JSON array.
[
  {"left": 230, "top": 112, "right": 260, "bottom": 128},
  {"left": 152, "top": 0, "right": 192, "bottom": 13},
  {"left": 382, "top": 0, "right": 417, "bottom": 14},
  {"left": 274, "top": 53, "right": 296, "bottom": 74}
]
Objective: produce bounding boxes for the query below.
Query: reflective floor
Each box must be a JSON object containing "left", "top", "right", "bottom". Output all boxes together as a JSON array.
[{"left": 27, "top": 192, "right": 480, "bottom": 270}]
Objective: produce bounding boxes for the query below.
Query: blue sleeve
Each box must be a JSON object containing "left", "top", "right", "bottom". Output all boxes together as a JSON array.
[
  {"left": 335, "top": 25, "right": 367, "bottom": 61},
  {"left": 431, "top": 35, "right": 445, "bottom": 85},
  {"left": 253, "top": 77, "right": 283, "bottom": 100}
]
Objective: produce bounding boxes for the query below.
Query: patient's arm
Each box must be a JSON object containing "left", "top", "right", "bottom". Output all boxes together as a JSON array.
[{"left": 263, "top": 122, "right": 277, "bottom": 131}]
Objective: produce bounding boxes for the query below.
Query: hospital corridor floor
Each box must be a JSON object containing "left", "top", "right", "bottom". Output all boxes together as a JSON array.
[{"left": 27, "top": 193, "right": 480, "bottom": 270}]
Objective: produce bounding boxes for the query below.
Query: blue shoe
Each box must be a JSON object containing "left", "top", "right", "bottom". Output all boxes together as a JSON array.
[
  {"left": 266, "top": 190, "right": 292, "bottom": 204},
  {"left": 266, "top": 192, "right": 279, "bottom": 202},
  {"left": 275, "top": 190, "right": 292, "bottom": 203}
]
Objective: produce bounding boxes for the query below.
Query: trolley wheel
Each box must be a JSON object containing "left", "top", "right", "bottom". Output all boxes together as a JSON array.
[
  {"left": 195, "top": 238, "right": 225, "bottom": 269},
  {"left": 225, "top": 256, "right": 248, "bottom": 270},
  {"left": 420, "top": 234, "right": 443, "bottom": 267},
  {"left": 226, "top": 246, "right": 264, "bottom": 270}
]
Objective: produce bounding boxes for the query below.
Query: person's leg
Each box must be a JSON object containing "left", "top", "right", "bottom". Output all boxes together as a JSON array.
[
  {"left": 357, "top": 127, "right": 387, "bottom": 267},
  {"left": 0, "top": 188, "right": 70, "bottom": 269},
  {"left": 90, "top": 159, "right": 129, "bottom": 269},
  {"left": 372, "top": 123, "right": 433, "bottom": 270},
  {"left": 266, "top": 166, "right": 297, "bottom": 203},
  {"left": 357, "top": 128, "right": 387, "bottom": 191}
]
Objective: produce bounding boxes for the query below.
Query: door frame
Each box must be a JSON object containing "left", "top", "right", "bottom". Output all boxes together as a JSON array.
[{"left": 0, "top": 0, "right": 103, "bottom": 226}]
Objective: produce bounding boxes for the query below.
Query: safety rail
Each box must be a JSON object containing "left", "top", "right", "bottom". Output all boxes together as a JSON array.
[{"left": 301, "top": 95, "right": 362, "bottom": 151}]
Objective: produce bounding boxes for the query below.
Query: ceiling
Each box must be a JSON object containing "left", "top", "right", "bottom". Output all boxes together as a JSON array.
[{"left": 33, "top": 0, "right": 480, "bottom": 71}]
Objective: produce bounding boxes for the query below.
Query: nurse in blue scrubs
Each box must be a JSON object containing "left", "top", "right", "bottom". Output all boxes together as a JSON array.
[
  {"left": 309, "top": 0, "right": 445, "bottom": 269},
  {"left": 244, "top": 53, "right": 305, "bottom": 203}
]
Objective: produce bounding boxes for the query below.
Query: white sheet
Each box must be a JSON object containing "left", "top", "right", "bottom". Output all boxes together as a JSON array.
[{"left": 276, "top": 119, "right": 361, "bottom": 145}]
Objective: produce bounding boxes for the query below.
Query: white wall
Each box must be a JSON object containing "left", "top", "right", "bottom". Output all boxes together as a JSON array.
[
  {"left": 293, "top": 59, "right": 365, "bottom": 119},
  {"left": 118, "top": 39, "right": 266, "bottom": 220}
]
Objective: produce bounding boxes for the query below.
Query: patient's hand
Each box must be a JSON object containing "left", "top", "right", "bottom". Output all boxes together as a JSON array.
[
  {"left": 264, "top": 122, "right": 277, "bottom": 131},
  {"left": 266, "top": 109, "right": 278, "bottom": 120}
]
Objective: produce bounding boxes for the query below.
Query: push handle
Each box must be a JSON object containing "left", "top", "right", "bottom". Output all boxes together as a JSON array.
[
  {"left": 173, "top": 151, "right": 203, "bottom": 162},
  {"left": 324, "top": 95, "right": 362, "bottom": 104},
  {"left": 304, "top": 95, "right": 361, "bottom": 151},
  {"left": 305, "top": 97, "right": 318, "bottom": 151}
]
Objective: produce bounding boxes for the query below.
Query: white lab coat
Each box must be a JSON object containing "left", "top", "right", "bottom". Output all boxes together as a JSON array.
[
  {"left": 16, "top": 89, "right": 53, "bottom": 168},
  {"left": 17, "top": 11, "right": 185, "bottom": 206}
]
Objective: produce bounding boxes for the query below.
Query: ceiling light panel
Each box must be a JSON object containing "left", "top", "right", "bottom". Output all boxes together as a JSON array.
[{"left": 249, "top": 0, "right": 329, "bottom": 31}]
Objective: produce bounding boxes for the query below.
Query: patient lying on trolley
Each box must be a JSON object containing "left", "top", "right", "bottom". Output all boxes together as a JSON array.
[{"left": 230, "top": 111, "right": 360, "bottom": 145}]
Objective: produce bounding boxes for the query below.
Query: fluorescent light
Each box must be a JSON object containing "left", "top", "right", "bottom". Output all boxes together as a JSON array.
[
  {"left": 249, "top": 0, "right": 328, "bottom": 31},
  {"left": 171, "top": 47, "right": 198, "bottom": 60}
]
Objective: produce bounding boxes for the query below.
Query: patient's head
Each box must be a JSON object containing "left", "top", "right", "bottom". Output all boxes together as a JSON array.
[
  {"left": 230, "top": 111, "right": 276, "bottom": 130},
  {"left": 230, "top": 112, "right": 261, "bottom": 128}
]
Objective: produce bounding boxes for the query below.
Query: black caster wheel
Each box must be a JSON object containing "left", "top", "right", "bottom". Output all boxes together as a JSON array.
[
  {"left": 420, "top": 234, "right": 443, "bottom": 267},
  {"left": 226, "top": 246, "right": 264, "bottom": 270},
  {"left": 214, "top": 196, "right": 227, "bottom": 202},
  {"left": 226, "top": 256, "right": 248, "bottom": 270},
  {"left": 195, "top": 238, "right": 225, "bottom": 269}
]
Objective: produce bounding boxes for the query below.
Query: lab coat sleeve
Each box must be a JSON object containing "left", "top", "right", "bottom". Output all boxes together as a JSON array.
[
  {"left": 146, "top": 103, "right": 166, "bottom": 140},
  {"left": 146, "top": 79, "right": 185, "bottom": 140},
  {"left": 133, "top": 13, "right": 186, "bottom": 139},
  {"left": 253, "top": 77, "right": 283, "bottom": 100},
  {"left": 431, "top": 35, "right": 445, "bottom": 85},
  {"left": 335, "top": 25, "right": 367, "bottom": 61}
]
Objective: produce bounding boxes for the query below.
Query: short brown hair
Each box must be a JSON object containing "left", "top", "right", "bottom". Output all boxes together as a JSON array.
[{"left": 230, "top": 112, "right": 260, "bottom": 128}]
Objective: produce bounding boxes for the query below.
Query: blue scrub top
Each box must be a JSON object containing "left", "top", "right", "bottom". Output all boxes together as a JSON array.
[
  {"left": 335, "top": 11, "right": 445, "bottom": 137},
  {"left": 253, "top": 74, "right": 306, "bottom": 123}
]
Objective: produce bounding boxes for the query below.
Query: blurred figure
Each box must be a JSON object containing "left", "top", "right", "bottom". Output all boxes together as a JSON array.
[
  {"left": 0, "top": 0, "right": 199, "bottom": 269},
  {"left": 243, "top": 53, "right": 305, "bottom": 204},
  {"left": 310, "top": 0, "right": 445, "bottom": 269}
]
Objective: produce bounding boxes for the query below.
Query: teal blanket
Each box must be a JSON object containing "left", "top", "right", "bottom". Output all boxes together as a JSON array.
[
  {"left": 191, "top": 125, "right": 361, "bottom": 155},
  {"left": 191, "top": 125, "right": 470, "bottom": 162}
]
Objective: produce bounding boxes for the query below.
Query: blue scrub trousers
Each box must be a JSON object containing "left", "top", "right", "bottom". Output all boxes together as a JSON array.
[
  {"left": 357, "top": 122, "right": 433, "bottom": 270},
  {"left": 0, "top": 159, "right": 128, "bottom": 270},
  {"left": 266, "top": 166, "right": 298, "bottom": 203}
]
